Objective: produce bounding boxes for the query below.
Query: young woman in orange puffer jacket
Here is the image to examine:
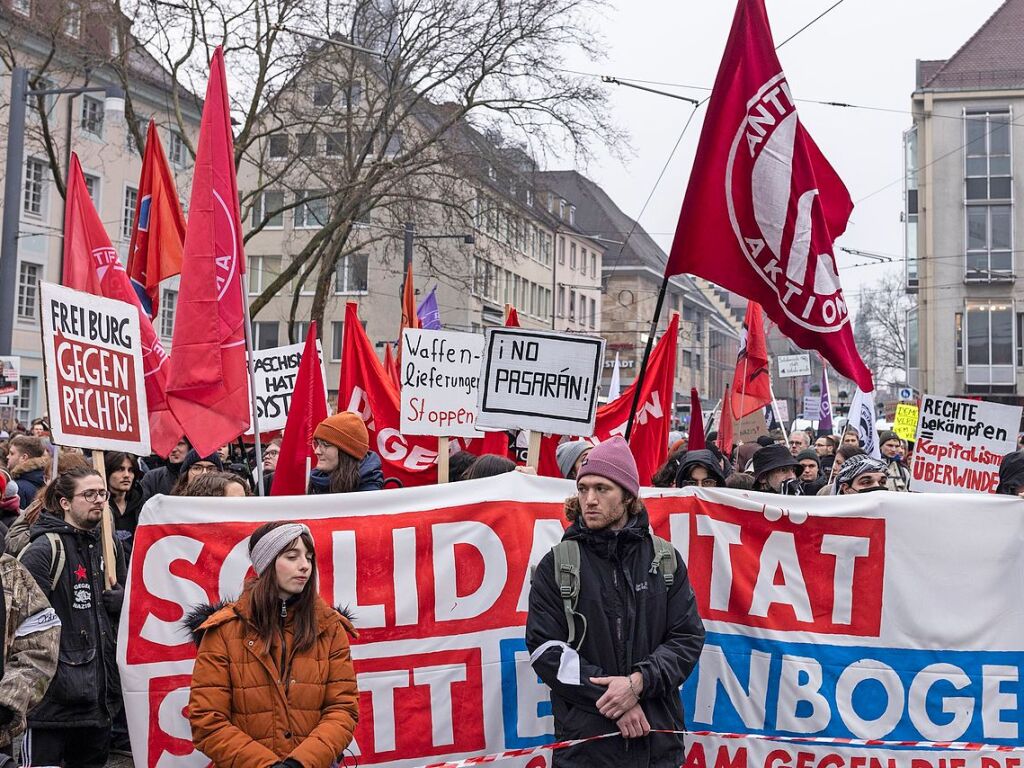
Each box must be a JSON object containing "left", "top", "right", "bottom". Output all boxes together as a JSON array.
[{"left": 186, "top": 521, "right": 359, "bottom": 768}]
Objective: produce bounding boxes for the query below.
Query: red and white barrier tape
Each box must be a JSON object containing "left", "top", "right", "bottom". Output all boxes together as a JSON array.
[{"left": 414, "top": 729, "right": 1024, "bottom": 767}]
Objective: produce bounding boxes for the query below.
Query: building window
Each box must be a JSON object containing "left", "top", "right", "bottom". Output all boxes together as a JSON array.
[
  {"left": 23, "top": 158, "right": 47, "bottom": 218},
  {"left": 570, "top": 243, "right": 577, "bottom": 270},
  {"left": 526, "top": 189, "right": 534, "bottom": 207},
  {"left": 1018, "top": 313, "right": 1024, "bottom": 368},
  {"left": 558, "top": 286, "right": 565, "bottom": 317},
  {"left": 559, "top": 199, "right": 566, "bottom": 220},
  {"left": 159, "top": 289, "right": 177, "bottom": 339},
  {"left": 965, "top": 204, "right": 1012, "bottom": 279},
  {"left": 122, "top": 186, "right": 137, "bottom": 240},
  {"left": 16, "top": 262, "right": 40, "bottom": 321},
  {"left": 80, "top": 96, "right": 104, "bottom": 137},
  {"left": 268, "top": 133, "right": 289, "bottom": 159},
  {"left": 591, "top": 252, "right": 597, "bottom": 277},
  {"left": 12, "top": 0, "right": 30, "bottom": 16},
  {"left": 297, "top": 133, "right": 317, "bottom": 157},
  {"left": 340, "top": 82, "right": 362, "bottom": 108},
  {"left": 907, "top": 307, "right": 918, "bottom": 371},
  {"left": 955, "top": 312, "right": 963, "bottom": 369},
  {"left": 168, "top": 131, "right": 186, "bottom": 167},
  {"left": 110, "top": 28, "right": 121, "bottom": 57},
  {"left": 291, "top": 321, "right": 310, "bottom": 344},
  {"left": 295, "top": 191, "right": 329, "bottom": 229},
  {"left": 569, "top": 290, "right": 576, "bottom": 322},
  {"left": 569, "top": 205, "right": 576, "bottom": 226},
  {"left": 964, "top": 109, "right": 1011, "bottom": 201},
  {"left": 252, "top": 190, "right": 284, "bottom": 229},
  {"left": 126, "top": 118, "right": 147, "bottom": 155},
  {"left": 590, "top": 297, "right": 597, "bottom": 329},
  {"left": 326, "top": 132, "right": 345, "bottom": 158},
  {"left": 558, "top": 236, "right": 565, "bottom": 265},
  {"left": 83, "top": 173, "right": 100, "bottom": 208},
  {"left": 312, "top": 82, "right": 334, "bottom": 107},
  {"left": 384, "top": 131, "right": 402, "bottom": 158},
  {"left": 254, "top": 321, "right": 280, "bottom": 350},
  {"left": 63, "top": 0, "right": 81, "bottom": 37},
  {"left": 965, "top": 301, "right": 1014, "bottom": 385},
  {"left": 331, "top": 321, "right": 344, "bottom": 361},
  {"left": 15, "top": 377, "right": 34, "bottom": 425},
  {"left": 579, "top": 294, "right": 586, "bottom": 327},
  {"left": 334, "top": 253, "right": 369, "bottom": 294}
]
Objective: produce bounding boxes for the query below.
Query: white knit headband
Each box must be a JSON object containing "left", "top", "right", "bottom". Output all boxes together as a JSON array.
[{"left": 250, "top": 523, "right": 312, "bottom": 575}]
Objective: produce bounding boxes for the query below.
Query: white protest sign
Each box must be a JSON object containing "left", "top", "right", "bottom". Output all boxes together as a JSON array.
[
  {"left": 911, "top": 394, "right": 1022, "bottom": 494},
  {"left": 40, "top": 282, "right": 150, "bottom": 454},
  {"left": 802, "top": 395, "right": 819, "bottom": 419},
  {"left": 774, "top": 399, "right": 789, "bottom": 423},
  {"left": 400, "top": 329, "right": 484, "bottom": 438},
  {"left": 246, "top": 340, "right": 328, "bottom": 434},
  {"left": 477, "top": 328, "right": 605, "bottom": 435},
  {"left": 777, "top": 353, "right": 811, "bottom": 377},
  {"left": 0, "top": 356, "right": 19, "bottom": 399}
]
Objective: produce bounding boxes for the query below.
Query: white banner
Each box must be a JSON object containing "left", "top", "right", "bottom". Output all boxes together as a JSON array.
[
  {"left": 40, "top": 282, "right": 150, "bottom": 454},
  {"left": 400, "top": 329, "right": 485, "bottom": 438},
  {"left": 477, "top": 328, "right": 605, "bottom": 435},
  {"left": 246, "top": 340, "right": 328, "bottom": 434},
  {"left": 911, "top": 394, "right": 1022, "bottom": 494}
]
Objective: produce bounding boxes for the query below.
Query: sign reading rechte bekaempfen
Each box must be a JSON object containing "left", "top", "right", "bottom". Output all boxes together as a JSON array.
[
  {"left": 911, "top": 394, "right": 1022, "bottom": 494},
  {"left": 40, "top": 282, "right": 150, "bottom": 454},
  {"left": 401, "top": 329, "right": 484, "bottom": 438},
  {"left": 246, "top": 340, "right": 328, "bottom": 434},
  {"left": 477, "top": 328, "right": 605, "bottom": 434}
]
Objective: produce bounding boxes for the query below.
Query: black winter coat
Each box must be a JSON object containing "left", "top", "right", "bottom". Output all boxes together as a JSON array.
[
  {"left": 526, "top": 510, "right": 705, "bottom": 768},
  {"left": 109, "top": 483, "right": 146, "bottom": 559},
  {"left": 18, "top": 512, "right": 126, "bottom": 729}
]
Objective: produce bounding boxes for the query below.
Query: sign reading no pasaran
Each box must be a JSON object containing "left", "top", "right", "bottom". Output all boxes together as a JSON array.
[{"left": 477, "top": 328, "right": 605, "bottom": 435}]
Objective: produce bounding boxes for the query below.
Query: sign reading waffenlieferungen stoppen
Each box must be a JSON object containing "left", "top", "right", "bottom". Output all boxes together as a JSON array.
[{"left": 476, "top": 328, "right": 605, "bottom": 435}]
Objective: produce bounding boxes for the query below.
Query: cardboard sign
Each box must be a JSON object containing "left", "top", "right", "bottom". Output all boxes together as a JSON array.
[
  {"left": 246, "top": 341, "right": 328, "bottom": 434},
  {"left": 40, "top": 282, "right": 149, "bottom": 454},
  {"left": 736, "top": 410, "right": 769, "bottom": 442},
  {"left": 0, "top": 356, "right": 19, "bottom": 399},
  {"left": 777, "top": 353, "right": 811, "bottom": 377},
  {"left": 911, "top": 394, "right": 1022, "bottom": 494},
  {"left": 400, "top": 329, "right": 485, "bottom": 438},
  {"left": 477, "top": 328, "right": 605, "bottom": 435},
  {"left": 893, "top": 403, "right": 919, "bottom": 442}
]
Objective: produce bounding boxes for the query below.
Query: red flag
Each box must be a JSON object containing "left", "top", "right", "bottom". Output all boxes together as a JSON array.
[
  {"left": 401, "top": 263, "right": 420, "bottom": 334},
  {"left": 505, "top": 306, "right": 521, "bottom": 327},
  {"left": 719, "top": 383, "right": 735, "bottom": 456},
  {"left": 165, "top": 46, "right": 250, "bottom": 457},
  {"left": 665, "top": 0, "right": 871, "bottom": 392},
  {"left": 731, "top": 301, "right": 772, "bottom": 418},
  {"left": 270, "top": 323, "right": 327, "bottom": 496},
  {"left": 383, "top": 342, "right": 400, "bottom": 388},
  {"left": 61, "top": 153, "right": 184, "bottom": 456},
  {"left": 688, "top": 388, "right": 705, "bottom": 450},
  {"left": 127, "top": 119, "right": 186, "bottom": 318}
]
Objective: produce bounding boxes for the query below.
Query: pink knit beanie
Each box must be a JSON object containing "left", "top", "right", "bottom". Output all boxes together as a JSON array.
[{"left": 576, "top": 436, "right": 640, "bottom": 498}]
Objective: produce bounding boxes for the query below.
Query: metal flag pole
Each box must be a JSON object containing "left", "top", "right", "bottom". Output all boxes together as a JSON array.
[
  {"left": 240, "top": 273, "right": 265, "bottom": 495},
  {"left": 624, "top": 274, "right": 670, "bottom": 441}
]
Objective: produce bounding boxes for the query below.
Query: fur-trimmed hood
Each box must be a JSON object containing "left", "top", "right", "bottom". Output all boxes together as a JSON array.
[
  {"left": 183, "top": 596, "right": 358, "bottom": 646},
  {"left": 10, "top": 455, "right": 50, "bottom": 480}
]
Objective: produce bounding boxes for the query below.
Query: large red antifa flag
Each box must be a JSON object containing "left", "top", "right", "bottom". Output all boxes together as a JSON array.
[
  {"left": 126, "top": 119, "right": 187, "bottom": 319},
  {"left": 165, "top": 46, "right": 251, "bottom": 457},
  {"left": 731, "top": 301, "right": 772, "bottom": 418},
  {"left": 271, "top": 323, "right": 327, "bottom": 496},
  {"left": 665, "top": 0, "right": 872, "bottom": 392},
  {"left": 62, "top": 154, "right": 184, "bottom": 456}
]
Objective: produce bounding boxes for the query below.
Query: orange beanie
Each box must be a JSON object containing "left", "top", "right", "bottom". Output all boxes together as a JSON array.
[{"left": 313, "top": 412, "right": 369, "bottom": 460}]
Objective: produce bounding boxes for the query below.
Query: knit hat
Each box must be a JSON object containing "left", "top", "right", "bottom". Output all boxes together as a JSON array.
[
  {"left": 796, "top": 449, "right": 820, "bottom": 465},
  {"left": 576, "top": 436, "right": 640, "bottom": 498},
  {"left": 752, "top": 444, "right": 800, "bottom": 481},
  {"left": 878, "top": 430, "right": 900, "bottom": 446},
  {"left": 314, "top": 412, "right": 369, "bottom": 460},
  {"left": 180, "top": 449, "right": 224, "bottom": 476},
  {"left": 556, "top": 440, "right": 591, "bottom": 479}
]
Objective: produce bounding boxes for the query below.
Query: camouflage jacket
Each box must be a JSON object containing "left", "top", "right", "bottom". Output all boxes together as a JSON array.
[{"left": 0, "top": 553, "right": 60, "bottom": 746}]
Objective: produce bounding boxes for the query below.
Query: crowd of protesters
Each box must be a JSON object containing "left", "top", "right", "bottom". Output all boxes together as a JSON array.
[{"left": 2, "top": 406, "right": 1024, "bottom": 766}]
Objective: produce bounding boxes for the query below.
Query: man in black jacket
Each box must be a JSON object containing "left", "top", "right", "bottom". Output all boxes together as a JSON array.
[
  {"left": 526, "top": 437, "right": 705, "bottom": 767},
  {"left": 7, "top": 436, "right": 49, "bottom": 510},
  {"left": 18, "top": 467, "right": 126, "bottom": 768}
]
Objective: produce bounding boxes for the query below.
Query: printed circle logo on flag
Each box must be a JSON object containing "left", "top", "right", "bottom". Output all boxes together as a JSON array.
[
  {"left": 725, "top": 73, "right": 849, "bottom": 333},
  {"left": 212, "top": 190, "right": 240, "bottom": 302}
]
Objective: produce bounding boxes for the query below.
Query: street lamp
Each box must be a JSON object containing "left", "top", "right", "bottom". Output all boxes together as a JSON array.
[
  {"left": 0, "top": 66, "right": 126, "bottom": 356},
  {"left": 400, "top": 221, "right": 475, "bottom": 299}
]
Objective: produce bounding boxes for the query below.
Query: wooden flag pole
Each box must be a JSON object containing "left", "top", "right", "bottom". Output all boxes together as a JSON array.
[
  {"left": 526, "top": 430, "right": 542, "bottom": 471},
  {"left": 92, "top": 450, "right": 117, "bottom": 589},
  {"left": 240, "top": 273, "right": 265, "bottom": 496},
  {"left": 437, "top": 436, "right": 450, "bottom": 483}
]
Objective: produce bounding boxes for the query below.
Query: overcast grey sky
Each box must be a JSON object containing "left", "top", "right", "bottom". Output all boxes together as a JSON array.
[{"left": 561, "top": 0, "right": 1006, "bottom": 313}]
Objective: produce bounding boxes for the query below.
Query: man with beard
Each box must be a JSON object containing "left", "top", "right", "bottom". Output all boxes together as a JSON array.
[{"left": 833, "top": 454, "right": 889, "bottom": 495}]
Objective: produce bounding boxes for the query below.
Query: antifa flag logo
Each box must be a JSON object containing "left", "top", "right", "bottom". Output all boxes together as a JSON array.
[
  {"left": 857, "top": 400, "right": 875, "bottom": 454},
  {"left": 726, "top": 73, "right": 848, "bottom": 333}
]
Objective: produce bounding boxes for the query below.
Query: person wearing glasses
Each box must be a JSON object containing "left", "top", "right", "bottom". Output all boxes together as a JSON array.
[
  {"left": 169, "top": 450, "right": 225, "bottom": 496},
  {"left": 17, "top": 466, "right": 127, "bottom": 767},
  {"left": 813, "top": 435, "right": 837, "bottom": 476},
  {"left": 674, "top": 450, "right": 727, "bottom": 489},
  {"left": 308, "top": 412, "right": 384, "bottom": 494}
]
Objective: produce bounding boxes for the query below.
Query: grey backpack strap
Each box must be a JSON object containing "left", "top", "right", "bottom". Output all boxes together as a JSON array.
[
  {"left": 650, "top": 535, "right": 677, "bottom": 588},
  {"left": 17, "top": 532, "right": 65, "bottom": 592},
  {"left": 552, "top": 540, "right": 584, "bottom": 647}
]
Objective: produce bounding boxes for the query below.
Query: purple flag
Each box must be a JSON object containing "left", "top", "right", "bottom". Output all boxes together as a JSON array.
[
  {"left": 818, "top": 365, "right": 833, "bottom": 435},
  {"left": 417, "top": 285, "right": 442, "bottom": 330}
]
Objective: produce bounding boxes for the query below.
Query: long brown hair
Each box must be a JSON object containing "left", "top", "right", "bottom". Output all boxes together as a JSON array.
[
  {"left": 311, "top": 451, "right": 362, "bottom": 494},
  {"left": 244, "top": 521, "right": 319, "bottom": 653}
]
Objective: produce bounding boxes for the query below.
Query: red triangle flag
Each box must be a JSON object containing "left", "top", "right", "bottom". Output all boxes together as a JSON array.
[
  {"left": 270, "top": 323, "right": 328, "bottom": 496},
  {"left": 664, "top": 0, "right": 871, "bottom": 392},
  {"left": 126, "top": 119, "right": 186, "bottom": 319},
  {"left": 731, "top": 301, "right": 772, "bottom": 419},
  {"left": 165, "top": 46, "right": 251, "bottom": 456},
  {"left": 61, "top": 153, "right": 185, "bottom": 456},
  {"left": 505, "top": 306, "right": 521, "bottom": 327},
  {"left": 383, "top": 342, "right": 400, "bottom": 388},
  {"left": 688, "top": 388, "right": 705, "bottom": 450}
]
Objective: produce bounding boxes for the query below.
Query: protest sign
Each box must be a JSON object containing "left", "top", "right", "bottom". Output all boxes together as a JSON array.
[
  {"left": 400, "top": 329, "right": 484, "bottom": 438},
  {"left": 40, "top": 282, "right": 149, "bottom": 454},
  {"left": 122, "top": 476, "right": 1024, "bottom": 767},
  {"left": 0, "top": 356, "right": 19, "bottom": 399},
  {"left": 774, "top": 399, "right": 789, "bottom": 423},
  {"left": 246, "top": 340, "right": 328, "bottom": 434},
  {"left": 911, "top": 394, "right": 1021, "bottom": 493},
  {"left": 777, "top": 353, "right": 810, "bottom": 377},
  {"left": 893, "top": 402, "right": 919, "bottom": 442},
  {"left": 802, "top": 395, "right": 819, "bottom": 419},
  {"left": 736, "top": 410, "right": 769, "bottom": 442},
  {"left": 477, "top": 328, "right": 605, "bottom": 434}
]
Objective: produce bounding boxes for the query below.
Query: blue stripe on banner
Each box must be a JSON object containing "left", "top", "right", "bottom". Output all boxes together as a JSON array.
[{"left": 680, "top": 632, "right": 1023, "bottom": 746}]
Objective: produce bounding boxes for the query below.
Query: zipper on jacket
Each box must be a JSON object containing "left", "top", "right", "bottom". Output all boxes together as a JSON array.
[{"left": 278, "top": 600, "right": 288, "bottom": 686}]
